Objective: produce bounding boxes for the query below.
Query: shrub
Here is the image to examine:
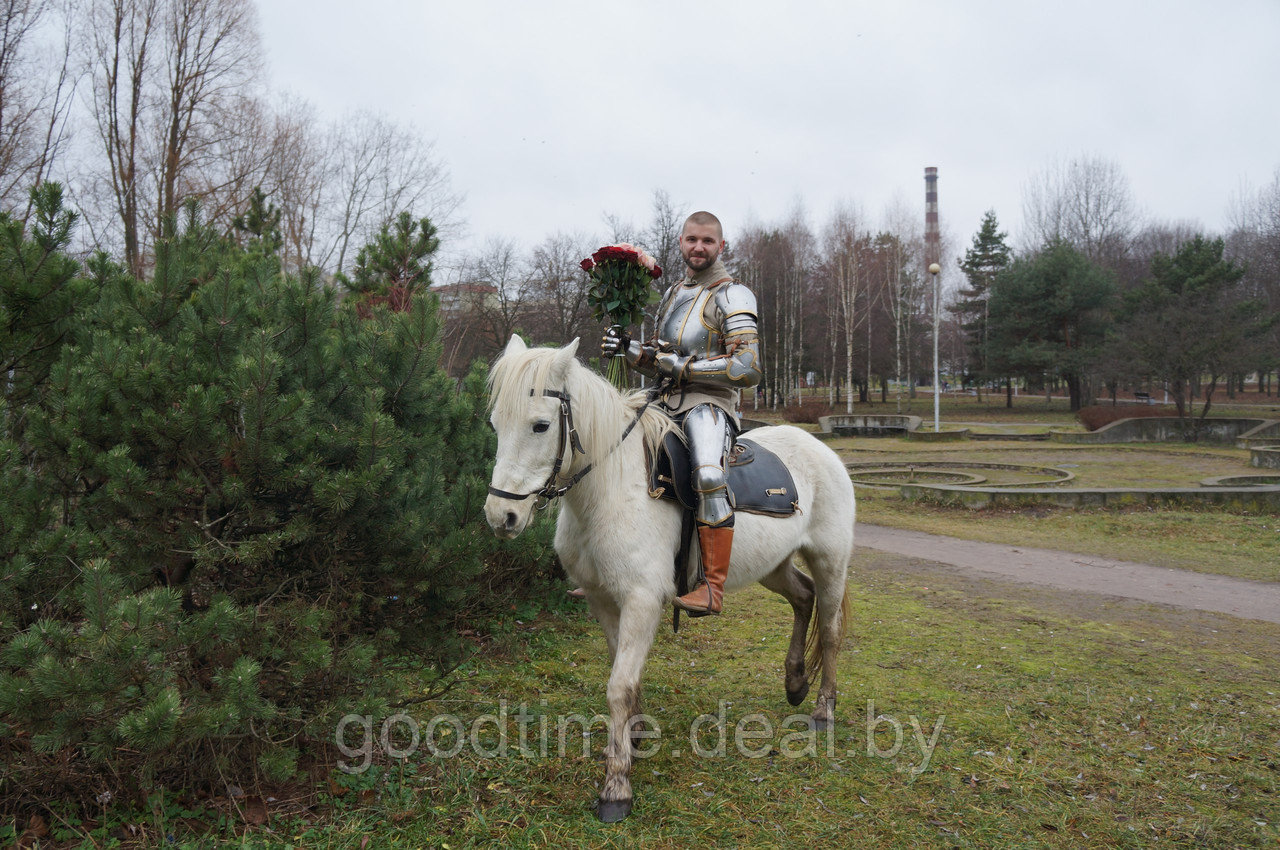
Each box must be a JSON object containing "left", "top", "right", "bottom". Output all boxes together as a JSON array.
[
  {"left": 778, "top": 398, "right": 839, "bottom": 425},
  {"left": 0, "top": 194, "right": 556, "bottom": 812},
  {"left": 1077, "top": 404, "right": 1182, "bottom": 431}
]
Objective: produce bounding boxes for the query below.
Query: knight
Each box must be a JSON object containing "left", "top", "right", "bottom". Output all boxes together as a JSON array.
[{"left": 601, "top": 210, "right": 762, "bottom": 615}]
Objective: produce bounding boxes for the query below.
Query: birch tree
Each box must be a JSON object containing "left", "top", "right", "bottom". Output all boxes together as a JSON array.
[{"left": 822, "top": 203, "right": 866, "bottom": 412}]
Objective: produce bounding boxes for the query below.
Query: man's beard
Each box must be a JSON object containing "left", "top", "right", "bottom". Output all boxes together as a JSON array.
[{"left": 684, "top": 253, "right": 716, "bottom": 272}]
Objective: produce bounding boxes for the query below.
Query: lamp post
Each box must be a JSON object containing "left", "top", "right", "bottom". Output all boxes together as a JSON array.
[{"left": 929, "top": 262, "right": 941, "bottom": 432}]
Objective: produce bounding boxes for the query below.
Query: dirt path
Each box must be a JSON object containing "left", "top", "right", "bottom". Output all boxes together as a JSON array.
[{"left": 854, "top": 523, "right": 1280, "bottom": 624}]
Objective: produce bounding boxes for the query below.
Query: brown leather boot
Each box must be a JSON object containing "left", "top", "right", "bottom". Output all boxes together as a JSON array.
[{"left": 674, "top": 525, "right": 732, "bottom": 616}]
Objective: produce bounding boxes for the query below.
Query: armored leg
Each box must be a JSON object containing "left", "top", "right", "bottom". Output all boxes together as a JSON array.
[{"left": 674, "top": 404, "right": 734, "bottom": 616}]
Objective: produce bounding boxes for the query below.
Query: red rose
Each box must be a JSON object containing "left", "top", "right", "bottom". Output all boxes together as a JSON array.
[
  {"left": 581, "top": 258, "right": 594, "bottom": 272},
  {"left": 650, "top": 264, "right": 662, "bottom": 279}
]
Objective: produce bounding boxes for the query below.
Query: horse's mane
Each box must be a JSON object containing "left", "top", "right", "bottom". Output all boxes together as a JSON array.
[{"left": 488, "top": 345, "right": 677, "bottom": 462}]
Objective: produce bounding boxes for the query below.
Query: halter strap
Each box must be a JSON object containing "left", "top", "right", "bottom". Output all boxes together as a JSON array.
[{"left": 487, "top": 388, "right": 650, "bottom": 507}]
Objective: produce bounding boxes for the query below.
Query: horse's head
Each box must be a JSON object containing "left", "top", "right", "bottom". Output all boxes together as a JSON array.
[{"left": 484, "top": 335, "right": 582, "bottom": 538}]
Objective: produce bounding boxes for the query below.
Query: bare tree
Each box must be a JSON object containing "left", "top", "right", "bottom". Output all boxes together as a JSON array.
[
  {"left": 321, "top": 112, "right": 461, "bottom": 276},
  {"left": 0, "top": 0, "right": 77, "bottom": 213},
  {"left": 1021, "top": 153, "right": 1138, "bottom": 265},
  {"left": 259, "top": 94, "right": 325, "bottom": 274},
  {"left": 880, "top": 197, "right": 925, "bottom": 407},
  {"left": 1226, "top": 168, "right": 1280, "bottom": 394},
  {"left": 731, "top": 204, "right": 813, "bottom": 408},
  {"left": 152, "top": 0, "right": 261, "bottom": 240},
  {"left": 600, "top": 210, "right": 637, "bottom": 246},
  {"left": 461, "top": 237, "right": 534, "bottom": 350},
  {"left": 821, "top": 202, "right": 866, "bottom": 412},
  {"left": 84, "top": 0, "right": 161, "bottom": 273},
  {"left": 0, "top": 0, "right": 51, "bottom": 204},
  {"left": 527, "top": 231, "right": 593, "bottom": 344},
  {"left": 644, "top": 188, "right": 683, "bottom": 284}
]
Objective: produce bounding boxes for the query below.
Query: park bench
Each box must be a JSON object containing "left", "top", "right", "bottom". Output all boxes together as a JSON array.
[{"left": 1134, "top": 391, "right": 1153, "bottom": 404}]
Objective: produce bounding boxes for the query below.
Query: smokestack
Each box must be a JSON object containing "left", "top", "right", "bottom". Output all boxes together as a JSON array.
[{"left": 924, "top": 166, "right": 939, "bottom": 268}]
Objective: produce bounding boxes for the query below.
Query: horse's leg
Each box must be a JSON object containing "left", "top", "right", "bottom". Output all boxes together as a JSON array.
[
  {"left": 585, "top": 594, "right": 650, "bottom": 745},
  {"left": 596, "top": 592, "right": 662, "bottom": 823},
  {"left": 585, "top": 592, "right": 622, "bottom": 661},
  {"left": 759, "top": 559, "right": 816, "bottom": 706},
  {"left": 803, "top": 545, "right": 850, "bottom": 731}
]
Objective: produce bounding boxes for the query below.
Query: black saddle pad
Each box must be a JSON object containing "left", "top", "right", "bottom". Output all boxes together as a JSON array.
[{"left": 648, "top": 432, "right": 799, "bottom": 517}]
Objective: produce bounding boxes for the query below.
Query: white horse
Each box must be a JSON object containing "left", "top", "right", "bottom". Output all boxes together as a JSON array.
[{"left": 483, "top": 336, "right": 855, "bottom": 822}]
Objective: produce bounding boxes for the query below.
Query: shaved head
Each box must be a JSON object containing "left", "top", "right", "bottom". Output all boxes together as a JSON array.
[{"left": 683, "top": 211, "right": 723, "bottom": 240}]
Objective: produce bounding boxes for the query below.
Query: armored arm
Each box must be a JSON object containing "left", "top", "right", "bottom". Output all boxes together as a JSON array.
[
  {"left": 655, "top": 283, "right": 762, "bottom": 388},
  {"left": 602, "top": 327, "right": 662, "bottom": 377}
]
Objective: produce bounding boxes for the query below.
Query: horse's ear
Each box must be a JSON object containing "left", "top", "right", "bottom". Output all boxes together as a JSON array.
[
  {"left": 504, "top": 334, "right": 528, "bottom": 355},
  {"left": 550, "top": 338, "right": 579, "bottom": 381}
]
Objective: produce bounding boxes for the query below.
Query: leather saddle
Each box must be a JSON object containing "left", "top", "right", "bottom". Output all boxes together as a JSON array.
[{"left": 647, "top": 431, "right": 799, "bottom": 517}]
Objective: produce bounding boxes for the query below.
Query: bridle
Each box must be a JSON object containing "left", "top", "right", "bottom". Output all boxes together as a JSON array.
[{"left": 486, "top": 387, "right": 649, "bottom": 510}]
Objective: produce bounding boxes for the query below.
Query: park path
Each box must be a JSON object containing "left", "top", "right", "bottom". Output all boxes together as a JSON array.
[{"left": 854, "top": 524, "right": 1280, "bottom": 624}]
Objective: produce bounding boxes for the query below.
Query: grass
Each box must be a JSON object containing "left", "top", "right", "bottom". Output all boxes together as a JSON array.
[
  {"left": 857, "top": 490, "right": 1280, "bottom": 583},
  {"left": 833, "top": 437, "right": 1280, "bottom": 583},
  {"left": 838, "top": 440, "right": 1251, "bottom": 489},
  {"left": 749, "top": 389, "right": 1280, "bottom": 428},
  {"left": 23, "top": 407, "right": 1280, "bottom": 847},
  {"left": 161, "top": 572, "right": 1280, "bottom": 848}
]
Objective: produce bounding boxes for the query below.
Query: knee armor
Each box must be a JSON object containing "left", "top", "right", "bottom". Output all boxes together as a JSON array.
[{"left": 683, "top": 404, "right": 734, "bottom": 527}]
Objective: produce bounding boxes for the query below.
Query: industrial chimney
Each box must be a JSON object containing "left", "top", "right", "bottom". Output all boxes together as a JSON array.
[{"left": 924, "top": 166, "right": 939, "bottom": 268}]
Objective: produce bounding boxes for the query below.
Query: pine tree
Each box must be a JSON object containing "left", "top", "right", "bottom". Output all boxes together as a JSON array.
[
  {"left": 0, "top": 184, "right": 96, "bottom": 430},
  {"left": 232, "top": 186, "right": 283, "bottom": 260},
  {"left": 1111, "top": 236, "right": 1259, "bottom": 422},
  {"left": 340, "top": 211, "right": 439, "bottom": 312},
  {"left": 988, "top": 240, "right": 1115, "bottom": 411},
  {"left": 0, "top": 200, "right": 556, "bottom": 809},
  {"left": 953, "top": 210, "right": 1011, "bottom": 398}
]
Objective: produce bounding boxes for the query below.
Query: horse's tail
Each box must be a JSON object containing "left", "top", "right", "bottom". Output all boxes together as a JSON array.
[{"left": 803, "top": 575, "right": 850, "bottom": 686}]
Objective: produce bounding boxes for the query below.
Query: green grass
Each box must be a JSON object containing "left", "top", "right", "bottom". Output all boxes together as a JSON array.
[
  {"left": 750, "top": 389, "right": 1280, "bottom": 428},
  {"left": 834, "top": 437, "right": 1280, "bottom": 582},
  {"left": 857, "top": 489, "right": 1280, "bottom": 583},
  {"left": 838, "top": 440, "right": 1252, "bottom": 489},
  {"left": 180, "top": 575, "right": 1280, "bottom": 848},
  {"left": 36, "top": 569, "right": 1280, "bottom": 848}
]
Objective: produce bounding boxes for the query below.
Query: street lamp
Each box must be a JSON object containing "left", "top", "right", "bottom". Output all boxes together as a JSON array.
[{"left": 929, "top": 262, "right": 941, "bottom": 432}]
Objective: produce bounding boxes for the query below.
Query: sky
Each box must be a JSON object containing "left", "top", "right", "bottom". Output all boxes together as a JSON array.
[{"left": 256, "top": 0, "right": 1280, "bottom": 275}]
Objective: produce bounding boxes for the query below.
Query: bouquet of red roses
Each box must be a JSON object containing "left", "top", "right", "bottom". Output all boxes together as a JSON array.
[{"left": 582, "top": 243, "right": 662, "bottom": 386}]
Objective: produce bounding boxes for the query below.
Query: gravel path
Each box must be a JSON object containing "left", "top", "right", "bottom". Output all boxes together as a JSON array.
[{"left": 855, "top": 524, "right": 1280, "bottom": 624}]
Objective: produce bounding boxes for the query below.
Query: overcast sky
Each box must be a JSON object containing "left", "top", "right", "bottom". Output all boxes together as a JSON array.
[{"left": 256, "top": 0, "right": 1280, "bottom": 271}]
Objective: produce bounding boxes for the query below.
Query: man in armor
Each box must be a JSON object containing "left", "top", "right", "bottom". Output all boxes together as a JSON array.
[{"left": 601, "top": 211, "right": 762, "bottom": 615}]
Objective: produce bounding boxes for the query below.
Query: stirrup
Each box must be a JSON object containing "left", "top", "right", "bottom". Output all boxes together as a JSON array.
[{"left": 673, "top": 583, "right": 718, "bottom": 617}]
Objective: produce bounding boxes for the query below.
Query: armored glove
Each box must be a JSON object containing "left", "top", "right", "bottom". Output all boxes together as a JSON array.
[
  {"left": 600, "top": 326, "right": 631, "bottom": 359},
  {"left": 601, "top": 327, "right": 667, "bottom": 378}
]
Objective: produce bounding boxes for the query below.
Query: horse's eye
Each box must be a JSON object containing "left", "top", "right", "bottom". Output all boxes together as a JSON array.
[{"left": 533, "top": 421, "right": 551, "bottom": 434}]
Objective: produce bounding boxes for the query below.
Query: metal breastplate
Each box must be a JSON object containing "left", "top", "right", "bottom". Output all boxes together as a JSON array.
[{"left": 658, "top": 283, "right": 720, "bottom": 359}]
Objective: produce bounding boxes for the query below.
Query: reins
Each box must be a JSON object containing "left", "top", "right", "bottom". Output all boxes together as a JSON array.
[{"left": 487, "top": 387, "right": 652, "bottom": 509}]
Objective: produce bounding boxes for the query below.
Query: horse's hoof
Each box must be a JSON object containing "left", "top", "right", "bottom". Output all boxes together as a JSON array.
[
  {"left": 786, "top": 682, "right": 810, "bottom": 707},
  {"left": 596, "top": 797, "right": 632, "bottom": 822}
]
